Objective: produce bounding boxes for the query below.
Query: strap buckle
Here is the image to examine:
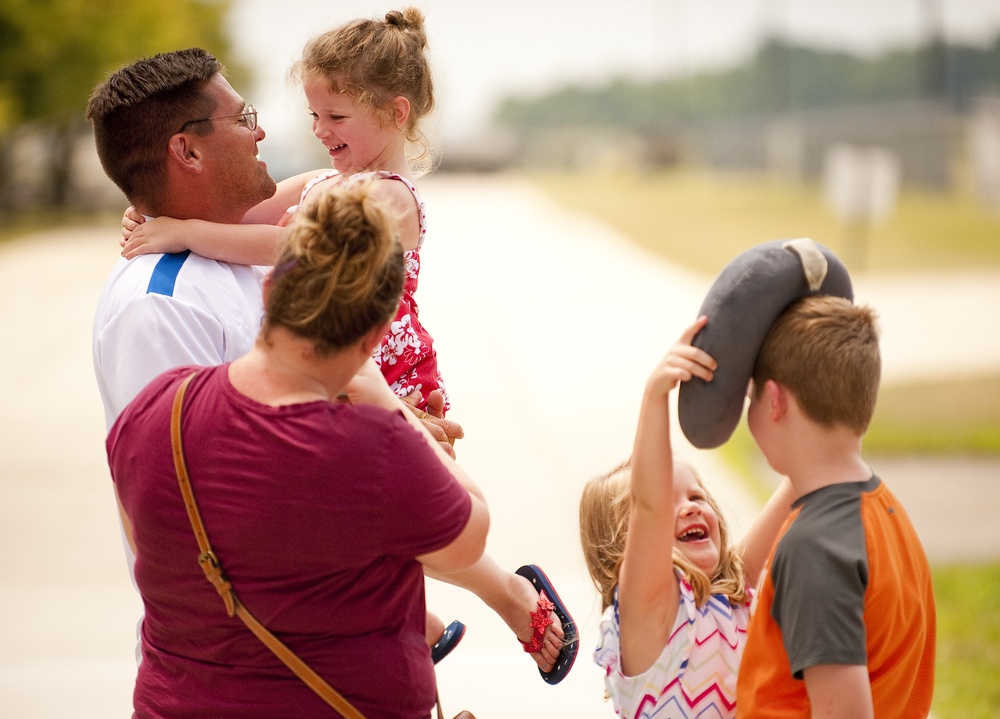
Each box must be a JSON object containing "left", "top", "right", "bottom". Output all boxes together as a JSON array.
[{"left": 198, "top": 550, "right": 236, "bottom": 617}]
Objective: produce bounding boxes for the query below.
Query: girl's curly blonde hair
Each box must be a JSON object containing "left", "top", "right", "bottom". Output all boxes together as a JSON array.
[
  {"left": 579, "top": 458, "right": 749, "bottom": 612},
  {"left": 291, "top": 7, "right": 436, "bottom": 175}
]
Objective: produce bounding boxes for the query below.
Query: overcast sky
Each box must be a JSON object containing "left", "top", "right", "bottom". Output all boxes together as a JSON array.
[{"left": 226, "top": 0, "right": 1000, "bottom": 171}]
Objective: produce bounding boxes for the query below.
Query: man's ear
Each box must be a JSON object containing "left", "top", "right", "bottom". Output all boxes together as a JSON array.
[
  {"left": 389, "top": 96, "right": 411, "bottom": 130},
  {"left": 167, "top": 133, "right": 203, "bottom": 172}
]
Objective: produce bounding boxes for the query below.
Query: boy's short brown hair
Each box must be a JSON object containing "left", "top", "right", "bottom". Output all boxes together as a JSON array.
[{"left": 752, "top": 295, "right": 880, "bottom": 434}]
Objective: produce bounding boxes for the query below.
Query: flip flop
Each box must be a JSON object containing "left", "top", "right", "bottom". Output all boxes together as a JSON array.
[
  {"left": 515, "top": 564, "right": 579, "bottom": 685},
  {"left": 431, "top": 619, "right": 466, "bottom": 664}
]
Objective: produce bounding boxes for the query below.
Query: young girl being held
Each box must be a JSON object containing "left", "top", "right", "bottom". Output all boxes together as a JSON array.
[
  {"left": 579, "top": 317, "right": 794, "bottom": 718},
  {"left": 122, "top": 7, "right": 447, "bottom": 415}
]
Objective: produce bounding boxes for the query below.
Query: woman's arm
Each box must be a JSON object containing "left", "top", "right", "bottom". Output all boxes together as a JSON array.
[
  {"left": 617, "top": 316, "right": 716, "bottom": 676},
  {"left": 344, "top": 358, "right": 489, "bottom": 573}
]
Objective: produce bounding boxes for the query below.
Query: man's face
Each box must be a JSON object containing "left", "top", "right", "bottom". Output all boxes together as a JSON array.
[{"left": 195, "top": 75, "right": 276, "bottom": 221}]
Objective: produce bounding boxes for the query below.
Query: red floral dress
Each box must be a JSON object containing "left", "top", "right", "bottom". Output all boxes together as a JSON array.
[{"left": 283, "top": 169, "right": 448, "bottom": 413}]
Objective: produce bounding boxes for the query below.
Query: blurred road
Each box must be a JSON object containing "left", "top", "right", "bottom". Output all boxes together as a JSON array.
[{"left": 1, "top": 174, "right": 997, "bottom": 717}]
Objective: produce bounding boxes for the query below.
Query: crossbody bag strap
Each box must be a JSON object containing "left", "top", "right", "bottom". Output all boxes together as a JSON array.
[{"left": 170, "top": 371, "right": 365, "bottom": 719}]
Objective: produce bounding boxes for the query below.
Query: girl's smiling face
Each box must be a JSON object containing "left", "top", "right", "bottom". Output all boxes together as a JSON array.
[
  {"left": 303, "top": 76, "right": 403, "bottom": 176},
  {"left": 673, "top": 461, "right": 722, "bottom": 576}
]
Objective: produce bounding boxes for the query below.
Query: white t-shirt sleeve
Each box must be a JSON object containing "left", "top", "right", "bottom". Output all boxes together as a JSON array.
[{"left": 96, "top": 293, "right": 228, "bottom": 428}]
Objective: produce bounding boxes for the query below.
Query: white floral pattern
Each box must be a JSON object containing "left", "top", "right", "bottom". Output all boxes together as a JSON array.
[{"left": 286, "top": 168, "right": 449, "bottom": 412}]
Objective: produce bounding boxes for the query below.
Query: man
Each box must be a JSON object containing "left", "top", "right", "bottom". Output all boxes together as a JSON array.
[{"left": 87, "top": 48, "right": 276, "bottom": 430}]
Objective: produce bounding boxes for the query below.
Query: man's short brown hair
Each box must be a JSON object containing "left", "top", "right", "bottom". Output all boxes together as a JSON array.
[
  {"left": 85, "top": 48, "right": 222, "bottom": 208},
  {"left": 753, "top": 295, "right": 881, "bottom": 434}
]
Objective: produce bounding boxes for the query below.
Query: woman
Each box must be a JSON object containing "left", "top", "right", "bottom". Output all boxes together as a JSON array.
[{"left": 106, "top": 179, "right": 489, "bottom": 719}]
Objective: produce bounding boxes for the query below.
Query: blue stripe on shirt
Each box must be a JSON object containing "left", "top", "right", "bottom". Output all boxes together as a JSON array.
[{"left": 146, "top": 251, "right": 191, "bottom": 297}]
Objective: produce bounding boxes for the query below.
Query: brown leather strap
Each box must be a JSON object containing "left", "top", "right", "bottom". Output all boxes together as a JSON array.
[{"left": 170, "top": 371, "right": 365, "bottom": 719}]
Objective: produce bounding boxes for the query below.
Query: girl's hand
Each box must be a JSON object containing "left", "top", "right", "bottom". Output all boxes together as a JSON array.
[
  {"left": 120, "top": 216, "right": 189, "bottom": 259},
  {"left": 646, "top": 316, "right": 717, "bottom": 397},
  {"left": 120, "top": 206, "right": 144, "bottom": 245}
]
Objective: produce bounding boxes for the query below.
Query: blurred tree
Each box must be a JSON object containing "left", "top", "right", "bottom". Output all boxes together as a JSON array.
[
  {"left": 495, "top": 34, "right": 1000, "bottom": 131},
  {"left": 0, "top": 0, "right": 240, "bottom": 214}
]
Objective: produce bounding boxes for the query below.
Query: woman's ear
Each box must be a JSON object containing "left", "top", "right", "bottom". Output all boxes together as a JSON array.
[{"left": 389, "top": 96, "right": 411, "bottom": 130}]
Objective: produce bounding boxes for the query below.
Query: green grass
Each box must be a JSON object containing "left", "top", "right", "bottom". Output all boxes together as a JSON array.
[
  {"left": 868, "top": 374, "right": 1000, "bottom": 454},
  {"left": 931, "top": 564, "right": 1000, "bottom": 719},
  {"left": 528, "top": 167, "right": 1000, "bottom": 274}
]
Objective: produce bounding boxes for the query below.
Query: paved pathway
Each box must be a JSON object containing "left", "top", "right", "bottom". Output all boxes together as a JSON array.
[{"left": 1, "top": 174, "right": 997, "bottom": 717}]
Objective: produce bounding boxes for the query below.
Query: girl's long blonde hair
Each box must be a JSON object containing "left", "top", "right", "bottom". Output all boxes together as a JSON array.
[{"left": 579, "top": 458, "right": 749, "bottom": 612}]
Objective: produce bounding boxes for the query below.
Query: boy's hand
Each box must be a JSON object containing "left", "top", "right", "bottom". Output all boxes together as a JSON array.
[{"left": 647, "top": 316, "right": 717, "bottom": 396}]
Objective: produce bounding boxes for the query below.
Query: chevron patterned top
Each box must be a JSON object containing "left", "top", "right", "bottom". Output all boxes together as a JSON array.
[{"left": 594, "top": 570, "right": 752, "bottom": 719}]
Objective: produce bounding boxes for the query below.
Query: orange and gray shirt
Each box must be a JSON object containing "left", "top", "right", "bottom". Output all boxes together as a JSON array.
[{"left": 737, "top": 476, "right": 935, "bottom": 718}]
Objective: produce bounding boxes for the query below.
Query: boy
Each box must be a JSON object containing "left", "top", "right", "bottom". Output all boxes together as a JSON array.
[{"left": 736, "top": 295, "right": 935, "bottom": 719}]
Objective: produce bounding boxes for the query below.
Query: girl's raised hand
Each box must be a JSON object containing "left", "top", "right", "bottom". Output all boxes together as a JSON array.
[{"left": 646, "top": 316, "right": 717, "bottom": 397}]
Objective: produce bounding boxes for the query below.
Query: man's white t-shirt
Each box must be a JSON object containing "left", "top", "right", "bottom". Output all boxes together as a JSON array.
[
  {"left": 93, "top": 250, "right": 266, "bottom": 430},
  {"left": 93, "top": 249, "right": 265, "bottom": 663}
]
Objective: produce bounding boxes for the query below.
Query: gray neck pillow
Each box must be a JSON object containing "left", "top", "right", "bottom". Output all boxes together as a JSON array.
[{"left": 678, "top": 238, "right": 854, "bottom": 449}]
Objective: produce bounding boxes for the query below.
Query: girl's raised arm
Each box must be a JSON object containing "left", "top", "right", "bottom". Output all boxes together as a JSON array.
[
  {"left": 122, "top": 218, "right": 287, "bottom": 266},
  {"left": 738, "top": 475, "right": 795, "bottom": 587},
  {"left": 242, "top": 169, "right": 324, "bottom": 225},
  {"left": 617, "top": 316, "right": 715, "bottom": 676}
]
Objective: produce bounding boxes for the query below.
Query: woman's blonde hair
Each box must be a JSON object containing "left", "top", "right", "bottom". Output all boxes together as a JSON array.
[
  {"left": 579, "top": 458, "right": 749, "bottom": 612},
  {"left": 263, "top": 179, "right": 403, "bottom": 355},
  {"left": 291, "top": 7, "right": 436, "bottom": 175}
]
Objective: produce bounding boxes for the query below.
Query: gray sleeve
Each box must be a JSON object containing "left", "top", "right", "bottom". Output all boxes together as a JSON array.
[{"left": 769, "top": 491, "right": 870, "bottom": 678}]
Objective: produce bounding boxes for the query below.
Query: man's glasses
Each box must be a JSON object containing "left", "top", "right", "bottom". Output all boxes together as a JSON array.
[{"left": 178, "top": 104, "right": 257, "bottom": 133}]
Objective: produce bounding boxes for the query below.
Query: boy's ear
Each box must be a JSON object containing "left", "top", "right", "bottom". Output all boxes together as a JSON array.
[
  {"left": 168, "top": 133, "right": 203, "bottom": 172},
  {"left": 389, "top": 96, "right": 412, "bottom": 130},
  {"left": 766, "top": 380, "right": 788, "bottom": 422}
]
